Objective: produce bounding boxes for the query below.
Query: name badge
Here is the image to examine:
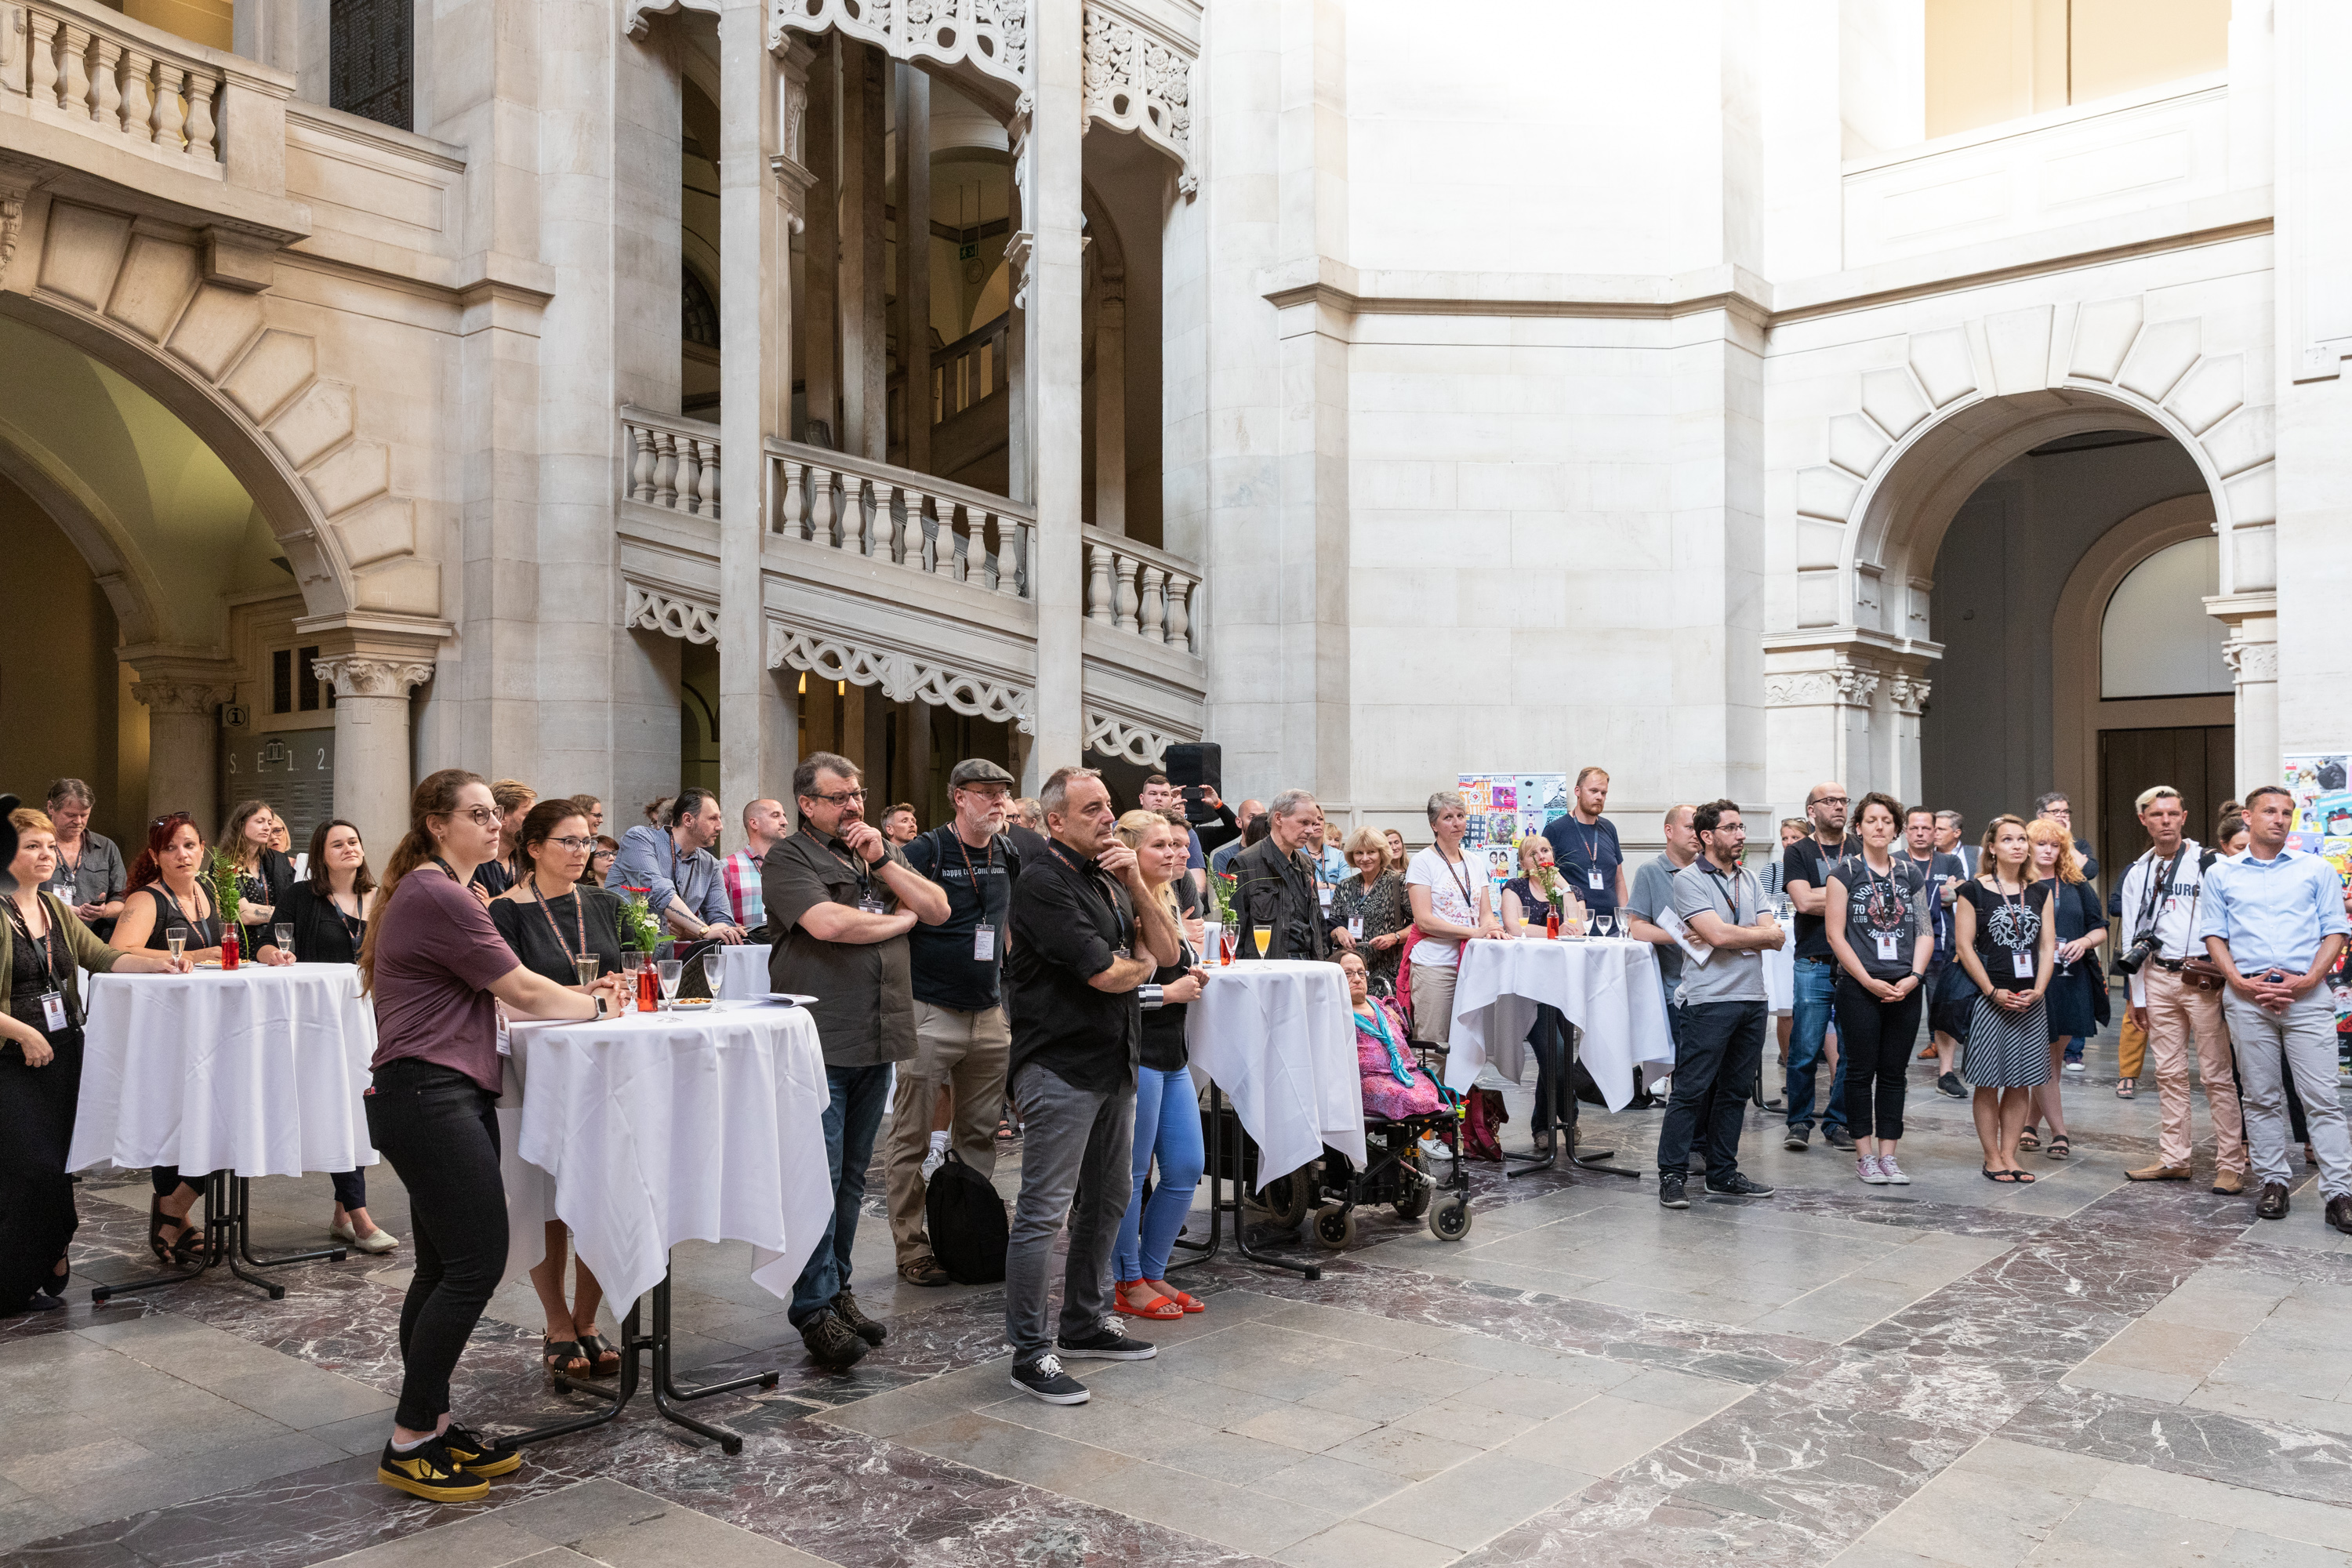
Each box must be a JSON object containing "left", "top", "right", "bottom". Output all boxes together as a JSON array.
[
  {"left": 2013, "top": 950, "right": 2034, "bottom": 979},
  {"left": 1875, "top": 933, "right": 1900, "bottom": 963},
  {"left": 1318, "top": 884, "right": 1334, "bottom": 909},
  {"left": 1588, "top": 869, "right": 1605, "bottom": 890},
  {"left": 38, "top": 991, "right": 67, "bottom": 1033},
  {"left": 1348, "top": 916, "right": 1364, "bottom": 942},
  {"left": 973, "top": 926, "right": 996, "bottom": 962},
  {"left": 858, "top": 893, "right": 886, "bottom": 914}
]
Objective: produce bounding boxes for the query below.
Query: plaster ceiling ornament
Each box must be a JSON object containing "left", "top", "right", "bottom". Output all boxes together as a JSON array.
[
  {"left": 766, "top": 0, "right": 1029, "bottom": 93},
  {"left": 625, "top": 584, "right": 721, "bottom": 646},
  {"left": 2222, "top": 640, "right": 2278, "bottom": 681},
  {"left": 767, "top": 623, "right": 1034, "bottom": 731},
  {"left": 1084, "top": 708, "right": 1185, "bottom": 767},
  {"left": 1081, "top": 5, "right": 1193, "bottom": 183},
  {"left": 310, "top": 655, "right": 436, "bottom": 699}
]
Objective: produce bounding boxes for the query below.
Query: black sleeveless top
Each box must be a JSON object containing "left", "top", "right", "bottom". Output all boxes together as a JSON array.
[{"left": 136, "top": 884, "right": 222, "bottom": 952}]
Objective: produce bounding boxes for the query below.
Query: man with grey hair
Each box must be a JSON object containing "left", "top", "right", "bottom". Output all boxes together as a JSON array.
[
  {"left": 1229, "top": 789, "right": 1331, "bottom": 962},
  {"left": 1934, "top": 811, "right": 1976, "bottom": 877},
  {"left": 45, "top": 779, "right": 125, "bottom": 938}
]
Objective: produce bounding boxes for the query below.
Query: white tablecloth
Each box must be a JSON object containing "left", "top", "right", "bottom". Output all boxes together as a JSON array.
[
  {"left": 1185, "top": 960, "right": 1366, "bottom": 1186},
  {"left": 1445, "top": 937, "right": 1676, "bottom": 1112},
  {"left": 1763, "top": 944, "right": 1793, "bottom": 1012},
  {"left": 498, "top": 1000, "right": 831, "bottom": 1308},
  {"left": 67, "top": 964, "right": 378, "bottom": 1176},
  {"left": 712, "top": 942, "right": 774, "bottom": 1000}
]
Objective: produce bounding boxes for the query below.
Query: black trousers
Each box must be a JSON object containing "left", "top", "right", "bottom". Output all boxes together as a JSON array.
[
  {"left": 1657, "top": 1001, "right": 1766, "bottom": 1179},
  {"left": 1833, "top": 975, "right": 1923, "bottom": 1142},
  {"left": 365, "top": 1059, "right": 508, "bottom": 1431},
  {"left": 0, "top": 1167, "right": 74, "bottom": 1312},
  {"left": 1526, "top": 1004, "right": 1578, "bottom": 1137}
]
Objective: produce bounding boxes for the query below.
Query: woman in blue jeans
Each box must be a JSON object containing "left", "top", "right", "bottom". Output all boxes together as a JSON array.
[
  {"left": 359, "top": 770, "right": 626, "bottom": 1504},
  {"left": 1112, "top": 811, "right": 1209, "bottom": 1319}
]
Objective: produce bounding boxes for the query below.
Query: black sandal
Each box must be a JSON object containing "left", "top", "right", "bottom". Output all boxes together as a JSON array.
[
  {"left": 1982, "top": 1167, "right": 2034, "bottom": 1183},
  {"left": 2047, "top": 1134, "right": 2071, "bottom": 1160},
  {"left": 577, "top": 1330, "right": 621, "bottom": 1378},
  {"left": 543, "top": 1338, "right": 589, "bottom": 1377},
  {"left": 158, "top": 1210, "right": 206, "bottom": 1265}
]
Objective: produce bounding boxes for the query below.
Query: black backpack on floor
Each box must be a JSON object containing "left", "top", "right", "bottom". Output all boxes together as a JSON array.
[{"left": 924, "top": 1149, "right": 1008, "bottom": 1283}]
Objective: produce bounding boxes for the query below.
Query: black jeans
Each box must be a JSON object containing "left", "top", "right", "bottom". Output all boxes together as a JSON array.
[
  {"left": 365, "top": 1059, "right": 507, "bottom": 1431},
  {"left": 1832, "top": 975, "right": 1922, "bottom": 1142},
  {"left": 0, "top": 1167, "right": 74, "bottom": 1312},
  {"left": 1526, "top": 1005, "right": 1577, "bottom": 1137},
  {"left": 1657, "top": 1001, "right": 1765, "bottom": 1179}
]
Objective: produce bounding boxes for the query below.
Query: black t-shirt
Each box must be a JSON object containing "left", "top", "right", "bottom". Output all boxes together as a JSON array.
[
  {"left": 1007, "top": 837, "right": 1139, "bottom": 1095},
  {"left": 1781, "top": 834, "right": 1862, "bottom": 960},
  {"left": 1141, "top": 880, "right": 1201, "bottom": 1073},
  {"left": 1957, "top": 879, "right": 2052, "bottom": 993},
  {"left": 1825, "top": 855, "right": 1930, "bottom": 980},
  {"left": 902, "top": 826, "right": 1018, "bottom": 1011},
  {"left": 1542, "top": 815, "right": 1624, "bottom": 913}
]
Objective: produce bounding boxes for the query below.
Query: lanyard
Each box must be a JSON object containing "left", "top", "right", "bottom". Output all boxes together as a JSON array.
[
  {"left": 1989, "top": 877, "right": 2030, "bottom": 948},
  {"left": 805, "top": 829, "right": 877, "bottom": 902},
  {"left": 1853, "top": 855, "right": 1903, "bottom": 924},
  {"left": 1436, "top": 848, "right": 1477, "bottom": 914},
  {"left": 154, "top": 882, "right": 219, "bottom": 944},
  {"left": 7, "top": 897, "right": 62, "bottom": 991},
  {"left": 532, "top": 880, "right": 587, "bottom": 965},
  {"left": 1700, "top": 859, "right": 1748, "bottom": 924},
  {"left": 328, "top": 890, "right": 367, "bottom": 952},
  {"left": 948, "top": 826, "right": 996, "bottom": 887}
]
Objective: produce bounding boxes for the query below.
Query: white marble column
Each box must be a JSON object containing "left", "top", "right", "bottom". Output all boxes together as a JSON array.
[
  {"left": 1022, "top": 0, "right": 1087, "bottom": 776},
  {"left": 127, "top": 671, "right": 238, "bottom": 834},
  {"left": 897, "top": 62, "right": 932, "bottom": 476},
  {"left": 312, "top": 655, "right": 436, "bottom": 862},
  {"left": 1093, "top": 269, "right": 1126, "bottom": 535},
  {"left": 2209, "top": 592, "right": 2281, "bottom": 793}
]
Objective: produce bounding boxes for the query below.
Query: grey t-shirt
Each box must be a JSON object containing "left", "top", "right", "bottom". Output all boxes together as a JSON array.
[
  {"left": 1624, "top": 854, "right": 1686, "bottom": 987},
  {"left": 1669, "top": 858, "right": 1769, "bottom": 1005}
]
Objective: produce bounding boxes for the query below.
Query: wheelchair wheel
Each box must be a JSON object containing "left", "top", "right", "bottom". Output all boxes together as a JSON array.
[
  {"left": 1254, "top": 1167, "right": 1312, "bottom": 1229},
  {"left": 1428, "top": 1196, "right": 1472, "bottom": 1241},
  {"left": 1312, "top": 1203, "right": 1358, "bottom": 1250},
  {"left": 1392, "top": 1156, "right": 1432, "bottom": 1220}
]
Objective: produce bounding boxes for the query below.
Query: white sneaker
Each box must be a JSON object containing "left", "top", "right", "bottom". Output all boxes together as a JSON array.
[
  {"left": 920, "top": 1148, "right": 946, "bottom": 1181},
  {"left": 1877, "top": 1153, "right": 1911, "bottom": 1185},
  {"left": 2063, "top": 1060, "right": 2085, "bottom": 1075},
  {"left": 1857, "top": 1155, "right": 1889, "bottom": 1185}
]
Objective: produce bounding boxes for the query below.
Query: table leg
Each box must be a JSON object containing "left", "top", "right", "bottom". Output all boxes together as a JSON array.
[
  {"left": 1168, "top": 1087, "right": 1321, "bottom": 1280},
  {"left": 505, "top": 1298, "right": 639, "bottom": 1449},
  {"left": 93, "top": 1172, "right": 349, "bottom": 1305},
  {"left": 1506, "top": 1022, "right": 1638, "bottom": 1180},
  {"left": 645, "top": 1273, "right": 778, "bottom": 1456}
]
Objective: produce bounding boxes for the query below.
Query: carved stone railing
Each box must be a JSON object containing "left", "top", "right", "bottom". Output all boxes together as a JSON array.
[
  {"left": 766, "top": 437, "right": 1035, "bottom": 601},
  {"left": 1083, "top": 526, "right": 1197, "bottom": 654},
  {"left": 621, "top": 406, "right": 722, "bottom": 521},
  {"left": 0, "top": 0, "right": 289, "bottom": 183}
]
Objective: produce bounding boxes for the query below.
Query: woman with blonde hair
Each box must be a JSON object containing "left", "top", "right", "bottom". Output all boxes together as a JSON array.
[
  {"left": 1952, "top": 815, "right": 2056, "bottom": 1181},
  {"left": 2016, "top": 818, "right": 2107, "bottom": 1160},
  {"left": 1109, "top": 809, "right": 1208, "bottom": 1320},
  {"left": 1330, "top": 825, "right": 1410, "bottom": 995},
  {"left": 219, "top": 798, "right": 296, "bottom": 953}
]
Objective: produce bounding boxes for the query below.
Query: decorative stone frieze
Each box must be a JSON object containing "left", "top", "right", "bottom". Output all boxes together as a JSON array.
[
  {"left": 767, "top": 623, "right": 1034, "bottom": 732},
  {"left": 625, "top": 585, "right": 722, "bottom": 646}
]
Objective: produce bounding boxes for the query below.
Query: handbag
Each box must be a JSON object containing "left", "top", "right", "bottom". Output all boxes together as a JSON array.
[
  {"left": 2178, "top": 956, "right": 2229, "bottom": 994},
  {"left": 1461, "top": 1088, "right": 1508, "bottom": 1160}
]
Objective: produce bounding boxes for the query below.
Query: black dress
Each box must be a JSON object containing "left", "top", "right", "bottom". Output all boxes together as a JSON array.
[
  {"left": 489, "top": 884, "right": 625, "bottom": 986},
  {"left": 0, "top": 898, "right": 84, "bottom": 1310},
  {"left": 2042, "top": 878, "right": 2106, "bottom": 1041},
  {"left": 1955, "top": 880, "right": 2053, "bottom": 1089},
  {"left": 278, "top": 883, "right": 366, "bottom": 965},
  {"left": 233, "top": 849, "right": 296, "bottom": 954}
]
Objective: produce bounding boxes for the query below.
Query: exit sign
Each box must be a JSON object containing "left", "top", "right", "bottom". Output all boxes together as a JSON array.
[{"left": 958, "top": 242, "right": 978, "bottom": 260}]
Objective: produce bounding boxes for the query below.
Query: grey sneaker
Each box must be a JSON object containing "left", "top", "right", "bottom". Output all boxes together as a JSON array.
[
  {"left": 1057, "top": 1323, "right": 1156, "bottom": 1361},
  {"left": 1658, "top": 1173, "right": 1690, "bottom": 1209},
  {"left": 1823, "top": 1126, "right": 1857, "bottom": 1152},
  {"left": 1784, "top": 1127, "right": 1810, "bottom": 1152},
  {"left": 1012, "top": 1353, "right": 1088, "bottom": 1404},
  {"left": 1936, "top": 1073, "right": 1965, "bottom": 1099}
]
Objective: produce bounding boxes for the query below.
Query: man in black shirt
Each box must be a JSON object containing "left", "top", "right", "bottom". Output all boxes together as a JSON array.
[
  {"left": 1229, "top": 789, "right": 1330, "bottom": 961},
  {"left": 1780, "top": 782, "right": 1862, "bottom": 1152},
  {"left": 1002, "top": 765, "right": 1181, "bottom": 1405},
  {"left": 885, "top": 760, "right": 1020, "bottom": 1287}
]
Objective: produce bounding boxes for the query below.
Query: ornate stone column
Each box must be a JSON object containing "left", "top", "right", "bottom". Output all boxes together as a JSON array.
[
  {"left": 312, "top": 653, "right": 436, "bottom": 862},
  {"left": 2208, "top": 590, "right": 2280, "bottom": 794},
  {"left": 1094, "top": 267, "right": 1126, "bottom": 535},
  {"left": 1885, "top": 671, "right": 1933, "bottom": 809},
  {"left": 128, "top": 668, "right": 239, "bottom": 835}
]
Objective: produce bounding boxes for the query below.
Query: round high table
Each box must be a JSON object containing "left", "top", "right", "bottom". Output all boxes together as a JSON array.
[
  {"left": 1178, "top": 960, "right": 1363, "bottom": 1280},
  {"left": 1446, "top": 936, "right": 1675, "bottom": 1111},
  {"left": 68, "top": 964, "right": 377, "bottom": 1301},
  {"left": 497, "top": 998, "right": 829, "bottom": 1453},
  {"left": 711, "top": 942, "right": 773, "bottom": 1000}
]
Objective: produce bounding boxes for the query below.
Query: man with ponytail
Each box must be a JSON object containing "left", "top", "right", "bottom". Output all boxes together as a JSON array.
[{"left": 361, "top": 770, "right": 628, "bottom": 1503}]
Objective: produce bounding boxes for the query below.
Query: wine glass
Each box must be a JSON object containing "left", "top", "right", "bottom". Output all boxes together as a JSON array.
[
  {"left": 274, "top": 923, "right": 295, "bottom": 960},
  {"left": 1594, "top": 912, "right": 1617, "bottom": 940},
  {"left": 166, "top": 925, "right": 188, "bottom": 964},
  {"left": 655, "top": 958, "right": 684, "bottom": 1012},
  {"left": 702, "top": 946, "right": 724, "bottom": 999},
  {"left": 1252, "top": 927, "right": 1272, "bottom": 958},
  {"left": 621, "top": 949, "right": 644, "bottom": 978},
  {"left": 575, "top": 956, "right": 601, "bottom": 988}
]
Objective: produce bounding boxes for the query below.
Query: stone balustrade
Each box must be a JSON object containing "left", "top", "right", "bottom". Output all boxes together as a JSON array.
[
  {"left": 766, "top": 437, "right": 1035, "bottom": 602},
  {"left": 1083, "top": 528, "right": 1199, "bottom": 654},
  {"left": 621, "top": 406, "right": 721, "bottom": 521},
  {"left": 3, "top": 0, "right": 239, "bottom": 176}
]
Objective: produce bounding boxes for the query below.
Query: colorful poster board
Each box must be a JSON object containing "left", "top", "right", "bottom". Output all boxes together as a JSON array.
[
  {"left": 1456, "top": 773, "right": 1570, "bottom": 896},
  {"left": 2282, "top": 752, "right": 2352, "bottom": 885}
]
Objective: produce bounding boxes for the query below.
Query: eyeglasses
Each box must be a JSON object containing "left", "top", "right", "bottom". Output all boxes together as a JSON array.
[
  {"left": 550, "top": 836, "right": 595, "bottom": 851},
  {"left": 807, "top": 789, "right": 867, "bottom": 806},
  {"left": 445, "top": 805, "right": 499, "bottom": 827}
]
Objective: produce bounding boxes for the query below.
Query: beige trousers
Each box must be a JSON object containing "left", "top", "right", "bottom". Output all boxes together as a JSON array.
[
  {"left": 2147, "top": 965, "right": 2246, "bottom": 1173},
  {"left": 885, "top": 1000, "right": 1011, "bottom": 1267},
  {"left": 1410, "top": 960, "right": 1460, "bottom": 1044}
]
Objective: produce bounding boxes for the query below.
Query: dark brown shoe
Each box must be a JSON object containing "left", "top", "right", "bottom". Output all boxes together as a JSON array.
[
  {"left": 898, "top": 1255, "right": 953, "bottom": 1287},
  {"left": 833, "top": 1288, "right": 887, "bottom": 1346},
  {"left": 2328, "top": 1196, "right": 2352, "bottom": 1236},
  {"left": 2256, "top": 1183, "right": 2290, "bottom": 1221},
  {"left": 800, "top": 1308, "right": 869, "bottom": 1369}
]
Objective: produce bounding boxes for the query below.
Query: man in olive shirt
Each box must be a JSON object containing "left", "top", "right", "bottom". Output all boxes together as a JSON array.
[{"left": 764, "top": 750, "right": 949, "bottom": 1369}]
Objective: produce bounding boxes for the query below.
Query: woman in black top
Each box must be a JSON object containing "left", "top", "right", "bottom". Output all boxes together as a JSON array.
[
  {"left": 488, "top": 800, "right": 625, "bottom": 1377},
  {"left": 1824, "top": 793, "right": 1935, "bottom": 1188},
  {"left": 2019, "top": 819, "right": 2107, "bottom": 1160},
  {"left": 220, "top": 799, "right": 296, "bottom": 955},
  {"left": 1111, "top": 811, "right": 1208, "bottom": 1321},
  {"left": 265, "top": 820, "right": 399, "bottom": 1254},
  {"left": 1952, "top": 815, "right": 2056, "bottom": 1182}
]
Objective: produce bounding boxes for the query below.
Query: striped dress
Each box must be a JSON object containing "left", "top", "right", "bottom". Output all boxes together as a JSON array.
[{"left": 1955, "top": 880, "right": 2053, "bottom": 1090}]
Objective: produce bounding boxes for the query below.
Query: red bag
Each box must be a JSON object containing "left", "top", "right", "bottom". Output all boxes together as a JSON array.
[{"left": 1461, "top": 1087, "right": 1508, "bottom": 1161}]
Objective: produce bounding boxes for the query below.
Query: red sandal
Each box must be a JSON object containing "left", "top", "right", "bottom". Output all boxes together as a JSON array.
[
  {"left": 1146, "top": 1283, "right": 1205, "bottom": 1313},
  {"left": 1113, "top": 1281, "right": 1183, "bottom": 1319}
]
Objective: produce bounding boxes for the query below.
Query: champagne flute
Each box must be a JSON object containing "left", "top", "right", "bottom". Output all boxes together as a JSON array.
[
  {"left": 702, "top": 946, "right": 724, "bottom": 999},
  {"left": 274, "top": 923, "right": 295, "bottom": 960},
  {"left": 166, "top": 924, "right": 188, "bottom": 964},
  {"left": 656, "top": 958, "right": 684, "bottom": 1012},
  {"left": 1252, "top": 927, "right": 1272, "bottom": 958},
  {"left": 575, "top": 956, "right": 601, "bottom": 988}
]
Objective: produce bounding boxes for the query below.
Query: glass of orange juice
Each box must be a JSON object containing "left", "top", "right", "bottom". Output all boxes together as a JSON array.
[{"left": 1252, "top": 927, "right": 1272, "bottom": 958}]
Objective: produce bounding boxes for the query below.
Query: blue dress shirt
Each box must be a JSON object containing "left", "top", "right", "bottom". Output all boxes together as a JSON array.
[{"left": 2198, "top": 847, "right": 2352, "bottom": 974}]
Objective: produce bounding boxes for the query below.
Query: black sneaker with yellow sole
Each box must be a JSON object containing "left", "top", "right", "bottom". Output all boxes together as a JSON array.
[
  {"left": 377, "top": 1437, "right": 489, "bottom": 1502},
  {"left": 440, "top": 1422, "right": 521, "bottom": 1478}
]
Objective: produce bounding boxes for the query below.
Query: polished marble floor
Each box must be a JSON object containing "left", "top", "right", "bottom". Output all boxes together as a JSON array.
[{"left": 5, "top": 1033, "right": 2350, "bottom": 1568}]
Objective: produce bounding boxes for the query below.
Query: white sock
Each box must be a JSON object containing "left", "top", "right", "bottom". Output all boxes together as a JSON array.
[
  {"left": 928, "top": 1130, "right": 949, "bottom": 1154},
  {"left": 390, "top": 1432, "right": 431, "bottom": 1454}
]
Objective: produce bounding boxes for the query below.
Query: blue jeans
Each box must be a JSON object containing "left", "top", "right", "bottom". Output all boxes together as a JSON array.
[
  {"left": 789, "top": 1061, "right": 895, "bottom": 1327},
  {"left": 1115, "top": 1067, "right": 1205, "bottom": 1282},
  {"left": 1784, "top": 957, "right": 1847, "bottom": 1133}
]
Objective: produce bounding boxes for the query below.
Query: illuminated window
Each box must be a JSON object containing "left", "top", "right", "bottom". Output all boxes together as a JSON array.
[{"left": 1926, "top": 0, "right": 2227, "bottom": 140}]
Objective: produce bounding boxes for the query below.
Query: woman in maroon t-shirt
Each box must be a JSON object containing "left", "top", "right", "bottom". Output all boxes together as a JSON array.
[{"left": 359, "top": 769, "right": 626, "bottom": 1504}]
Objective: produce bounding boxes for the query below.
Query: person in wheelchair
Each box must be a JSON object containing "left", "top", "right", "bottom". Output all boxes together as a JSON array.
[{"left": 1343, "top": 951, "right": 1447, "bottom": 1120}]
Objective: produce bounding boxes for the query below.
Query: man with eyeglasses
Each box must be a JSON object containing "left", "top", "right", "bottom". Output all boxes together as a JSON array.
[
  {"left": 610, "top": 787, "right": 748, "bottom": 944},
  {"left": 1781, "top": 782, "right": 1861, "bottom": 1152},
  {"left": 764, "top": 753, "right": 950, "bottom": 1367}
]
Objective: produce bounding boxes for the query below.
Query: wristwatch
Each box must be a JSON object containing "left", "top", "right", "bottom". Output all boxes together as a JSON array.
[
  {"left": 592, "top": 993, "right": 610, "bottom": 1020},
  {"left": 1138, "top": 984, "right": 1165, "bottom": 1011}
]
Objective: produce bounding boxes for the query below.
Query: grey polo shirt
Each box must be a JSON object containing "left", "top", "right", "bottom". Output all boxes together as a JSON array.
[
  {"left": 56, "top": 830, "right": 125, "bottom": 913},
  {"left": 1669, "top": 858, "right": 1769, "bottom": 1006},
  {"left": 1624, "top": 853, "right": 1688, "bottom": 989}
]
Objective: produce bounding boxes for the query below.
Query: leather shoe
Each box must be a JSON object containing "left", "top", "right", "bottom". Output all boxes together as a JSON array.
[
  {"left": 2125, "top": 1162, "right": 2192, "bottom": 1181},
  {"left": 2329, "top": 1196, "right": 2352, "bottom": 1236},
  {"left": 2256, "top": 1182, "right": 2290, "bottom": 1221},
  {"left": 898, "top": 1256, "right": 953, "bottom": 1287},
  {"left": 2210, "top": 1169, "right": 2249, "bottom": 1196}
]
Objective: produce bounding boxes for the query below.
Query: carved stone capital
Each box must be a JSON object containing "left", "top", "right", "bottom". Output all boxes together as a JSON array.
[
  {"left": 312, "top": 655, "right": 435, "bottom": 700},
  {"left": 129, "top": 681, "right": 235, "bottom": 717},
  {"left": 1004, "top": 230, "right": 1034, "bottom": 310},
  {"left": 1887, "top": 673, "right": 1933, "bottom": 715},
  {"left": 2223, "top": 640, "right": 2278, "bottom": 682}
]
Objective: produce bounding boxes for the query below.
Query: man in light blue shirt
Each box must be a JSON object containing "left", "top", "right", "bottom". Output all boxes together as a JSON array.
[
  {"left": 2200, "top": 784, "right": 2352, "bottom": 1230},
  {"left": 610, "top": 788, "right": 747, "bottom": 943}
]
